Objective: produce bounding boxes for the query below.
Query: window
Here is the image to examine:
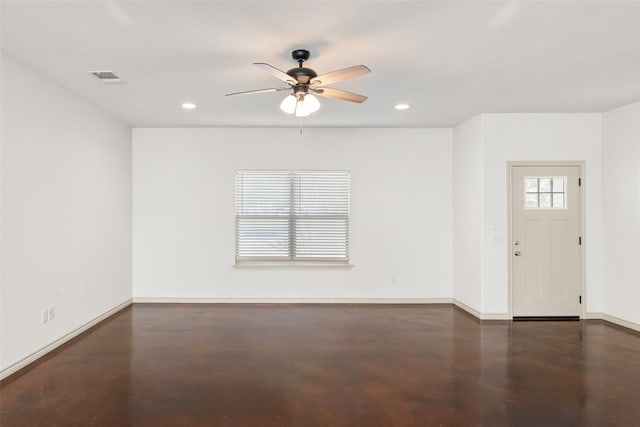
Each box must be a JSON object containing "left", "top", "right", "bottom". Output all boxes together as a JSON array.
[
  {"left": 235, "top": 170, "right": 349, "bottom": 263},
  {"left": 524, "top": 176, "right": 566, "bottom": 209}
]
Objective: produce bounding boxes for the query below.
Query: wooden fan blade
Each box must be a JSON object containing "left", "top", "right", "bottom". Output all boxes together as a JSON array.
[
  {"left": 311, "top": 65, "right": 370, "bottom": 86},
  {"left": 312, "top": 87, "right": 368, "bottom": 103},
  {"left": 225, "top": 87, "right": 290, "bottom": 97},
  {"left": 254, "top": 63, "right": 297, "bottom": 84}
]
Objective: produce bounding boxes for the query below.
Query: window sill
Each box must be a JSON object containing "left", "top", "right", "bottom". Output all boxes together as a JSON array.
[{"left": 233, "top": 262, "right": 354, "bottom": 270}]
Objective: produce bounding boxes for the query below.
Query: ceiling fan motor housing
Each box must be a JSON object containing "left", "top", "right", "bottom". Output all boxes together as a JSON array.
[{"left": 286, "top": 67, "right": 317, "bottom": 84}]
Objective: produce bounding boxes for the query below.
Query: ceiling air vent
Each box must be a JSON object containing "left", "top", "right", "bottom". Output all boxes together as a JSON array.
[{"left": 89, "top": 70, "right": 123, "bottom": 83}]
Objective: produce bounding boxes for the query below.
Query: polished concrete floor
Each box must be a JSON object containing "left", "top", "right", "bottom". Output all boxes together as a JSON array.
[{"left": 1, "top": 304, "right": 640, "bottom": 426}]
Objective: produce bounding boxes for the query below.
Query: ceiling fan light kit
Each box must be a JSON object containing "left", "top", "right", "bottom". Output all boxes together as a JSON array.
[
  {"left": 226, "top": 49, "right": 370, "bottom": 118},
  {"left": 280, "top": 93, "right": 320, "bottom": 117}
]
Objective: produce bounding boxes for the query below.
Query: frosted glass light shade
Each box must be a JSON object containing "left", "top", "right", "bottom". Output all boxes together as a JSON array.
[
  {"left": 280, "top": 93, "right": 321, "bottom": 117},
  {"left": 295, "top": 107, "right": 311, "bottom": 117},
  {"left": 280, "top": 95, "right": 297, "bottom": 114},
  {"left": 299, "top": 94, "right": 320, "bottom": 115}
]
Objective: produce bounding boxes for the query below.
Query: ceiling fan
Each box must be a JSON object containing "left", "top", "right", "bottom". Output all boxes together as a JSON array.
[{"left": 225, "top": 49, "right": 370, "bottom": 117}]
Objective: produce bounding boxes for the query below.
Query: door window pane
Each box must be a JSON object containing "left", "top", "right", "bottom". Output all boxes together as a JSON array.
[
  {"left": 553, "top": 193, "right": 564, "bottom": 208},
  {"left": 539, "top": 178, "right": 551, "bottom": 193},
  {"left": 552, "top": 178, "right": 564, "bottom": 193},
  {"left": 524, "top": 176, "right": 567, "bottom": 209},
  {"left": 539, "top": 193, "right": 551, "bottom": 208},
  {"left": 525, "top": 178, "right": 538, "bottom": 193}
]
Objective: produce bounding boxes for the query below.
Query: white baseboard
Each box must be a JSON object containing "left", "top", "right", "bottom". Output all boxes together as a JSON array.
[
  {"left": 586, "top": 312, "right": 640, "bottom": 332},
  {"left": 453, "top": 299, "right": 481, "bottom": 318},
  {"left": 133, "top": 297, "right": 454, "bottom": 304},
  {"left": 481, "top": 313, "right": 511, "bottom": 320},
  {"left": 453, "top": 306, "right": 640, "bottom": 329},
  {"left": 584, "top": 312, "right": 604, "bottom": 320},
  {"left": 0, "top": 299, "right": 132, "bottom": 381},
  {"left": 452, "top": 299, "right": 510, "bottom": 320},
  {"left": 602, "top": 313, "right": 640, "bottom": 332}
]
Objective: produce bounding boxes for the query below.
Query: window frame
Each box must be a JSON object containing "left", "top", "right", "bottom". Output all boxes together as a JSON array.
[{"left": 235, "top": 170, "right": 350, "bottom": 266}]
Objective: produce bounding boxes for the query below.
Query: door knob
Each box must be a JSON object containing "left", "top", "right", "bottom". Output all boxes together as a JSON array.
[{"left": 514, "top": 251, "right": 521, "bottom": 256}]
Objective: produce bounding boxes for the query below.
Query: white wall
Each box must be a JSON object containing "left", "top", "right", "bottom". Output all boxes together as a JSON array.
[
  {"left": 133, "top": 128, "right": 453, "bottom": 300},
  {"left": 0, "top": 55, "right": 132, "bottom": 371},
  {"left": 602, "top": 101, "right": 640, "bottom": 326},
  {"left": 452, "top": 115, "right": 483, "bottom": 312},
  {"left": 481, "top": 114, "right": 603, "bottom": 315}
]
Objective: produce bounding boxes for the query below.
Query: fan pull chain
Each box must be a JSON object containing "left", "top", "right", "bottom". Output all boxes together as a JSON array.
[{"left": 291, "top": 114, "right": 303, "bottom": 135}]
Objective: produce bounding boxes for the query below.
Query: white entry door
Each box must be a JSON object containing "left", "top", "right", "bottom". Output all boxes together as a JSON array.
[{"left": 511, "top": 165, "right": 583, "bottom": 318}]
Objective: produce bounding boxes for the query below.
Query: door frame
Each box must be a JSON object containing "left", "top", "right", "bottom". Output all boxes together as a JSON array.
[{"left": 507, "top": 161, "right": 585, "bottom": 319}]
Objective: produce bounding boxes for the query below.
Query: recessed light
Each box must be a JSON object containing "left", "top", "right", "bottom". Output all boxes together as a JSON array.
[
  {"left": 182, "top": 103, "right": 197, "bottom": 110},
  {"left": 395, "top": 103, "right": 410, "bottom": 110}
]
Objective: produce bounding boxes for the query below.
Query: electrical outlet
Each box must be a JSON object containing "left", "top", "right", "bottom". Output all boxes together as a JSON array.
[
  {"left": 41, "top": 310, "right": 48, "bottom": 324},
  {"left": 48, "top": 306, "right": 55, "bottom": 321}
]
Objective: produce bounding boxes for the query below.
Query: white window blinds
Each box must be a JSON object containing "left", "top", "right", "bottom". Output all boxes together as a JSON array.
[{"left": 236, "top": 170, "right": 349, "bottom": 263}]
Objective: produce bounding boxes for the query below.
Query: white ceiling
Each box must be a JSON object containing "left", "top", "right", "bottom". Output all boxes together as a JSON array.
[{"left": 2, "top": 1, "right": 640, "bottom": 128}]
